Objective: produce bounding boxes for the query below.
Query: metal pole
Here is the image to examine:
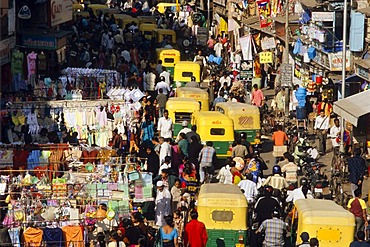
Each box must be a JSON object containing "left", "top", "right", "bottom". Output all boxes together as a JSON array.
[
  {"left": 339, "top": 0, "right": 348, "bottom": 153},
  {"left": 284, "top": 0, "right": 290, "bottom": 117},
  {"left": 207, "top": 0, "right": 210, "bottom": 29}
]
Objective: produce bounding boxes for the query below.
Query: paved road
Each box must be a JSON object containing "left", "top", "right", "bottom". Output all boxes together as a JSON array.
[{"left": 259, "top": 87, "right": 369, "bottom": 203}]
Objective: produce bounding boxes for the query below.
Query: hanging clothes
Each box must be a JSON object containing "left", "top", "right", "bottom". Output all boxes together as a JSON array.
[
  {"left": 8, "top": 227, "right": 21, "bottom": 247},
  {"left": 62, "top": 225, "right": 84, "bottom": 247},
  {"left": 43, "top": 227, "right": 64, "bottom": 247},
  {"left": 23, "top": 227, "right": 43, "bottom": 247},
  {"left": 27, "top": 52, "right": 38, "bottom": 86}
]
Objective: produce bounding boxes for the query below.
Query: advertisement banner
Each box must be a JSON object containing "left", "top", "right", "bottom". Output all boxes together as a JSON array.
[
  {"left": 240, "top": 60, "right": 254, "bottom": 81},
  {"left": 328, "top": 50, "right": 350, "bottom": 71},
  {"left": 259, "top": 51, "right": 273, "bottom": 63},
  {"left": 261, "top": 37, "right": 276, "bottom": 50},
  {"left": 257, "top": 0, "right": 273, "bottom": 28},
  {"left": 50, "top": 0, "right": 73, "bottom": 27}
]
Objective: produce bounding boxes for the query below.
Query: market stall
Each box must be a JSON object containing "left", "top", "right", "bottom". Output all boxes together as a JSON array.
[{"left": 0, "top": 155, "right": 155, "bottom": 246}]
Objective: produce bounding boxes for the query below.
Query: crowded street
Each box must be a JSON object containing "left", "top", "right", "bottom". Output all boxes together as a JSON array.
[{"left": 0, "top": 0, "right": 369, "bottom": 246}]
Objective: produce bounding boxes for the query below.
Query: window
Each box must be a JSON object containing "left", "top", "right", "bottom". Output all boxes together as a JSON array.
[
  {"left": 210, "top": 128, "right": 225, "bottom": 135},
  {"left": 216, "top": 107, "right": 225, "bottom": 114},
  {"left": 164, "top": 58, "right": 174, "bottom": 63},
  {"left": 174, "top": 112, "right": 192, "bottom": 124},
  {"left": 182, "top": 72, "right": 193, "bottom": 77},
  {"left": 212, "top": 210, "right": 233, "bottom": 222}
]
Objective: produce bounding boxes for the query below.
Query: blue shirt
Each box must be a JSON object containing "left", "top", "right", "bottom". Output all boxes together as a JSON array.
[
  {"left": 160, "top": 227, "right": 178, "bottom": 241},
  {"left": 348, "top": 155, "right": 366, "bottom": 184}
]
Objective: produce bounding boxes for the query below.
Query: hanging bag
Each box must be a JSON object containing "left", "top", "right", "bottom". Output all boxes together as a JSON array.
[{"left": 293, "top": 39, "right": 302, "bottom": 55}]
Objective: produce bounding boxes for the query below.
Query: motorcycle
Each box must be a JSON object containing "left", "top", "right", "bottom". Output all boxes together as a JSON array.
[{"left": 302, "top": 162, "right": 330, "bottom": 199}]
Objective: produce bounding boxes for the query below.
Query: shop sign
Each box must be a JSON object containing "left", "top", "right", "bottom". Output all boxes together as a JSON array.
[
  {"left": 259, "top": 51, "right": 273, "bottom": 63},
  {"left": 240, "top": 60, "right": 253, "bottom": 81},
  {"left": 261, "top": 37, "right": 276, "bottom": 50},
  {"left": 213, "top": 0, "right": 226, "bottom": 7},
  {"left": 50, "top": 0, "right": 72, "bottom": 26},
  {"left": 280, "top": 63, "right": 293, "bottom": 86},
  {"left": 328, "top": 50, "right": 350, "bottom": 71},
  {"left": 18, "top": 5, "right": 31, "bottom": 19},
  {"left": 22, "top": 35, "right": 57, "bottom": 50},
  {"left": 356, "top": 65, "right": 370, "bottom": 81},
  {"left": 294, "top": 55, "right": 302, "bottom": 79},
  {"left": 311, "top": 12, "right": 334, "bottom": 22}
]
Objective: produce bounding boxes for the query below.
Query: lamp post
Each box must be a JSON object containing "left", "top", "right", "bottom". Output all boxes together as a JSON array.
[{"left": 339, "top": 0, "right": 348, "bottom": 153}]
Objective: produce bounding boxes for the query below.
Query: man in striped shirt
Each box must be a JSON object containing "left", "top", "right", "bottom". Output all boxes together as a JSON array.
[{"left": 262, "top": 165, "right": 289, "bottom": 190}]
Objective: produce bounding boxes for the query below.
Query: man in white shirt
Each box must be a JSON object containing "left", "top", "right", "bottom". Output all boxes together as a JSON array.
[
  {"left": 155, "top": 77, "right": 171, "bottom": 95},
  {"left": 159, "top": 138, "right": 172, "bottom": 164},
  {"left": 175, "top": 121, "right": 191, "bottom": 143},
  {"left": 219, "top": 72, "right": 232, "bottom": 88},
  {"left": 238, "top": 174, "right": 258, "bottom": 203},
  {"left": 286, "top": 185, "right": 314, "bottom": 203},
  {"left": 157, "top": 110, "right": 173, "bottom": 138},
  {"left": 234, "top": 51, "right": 242, "bottom": 70},
  {"left": 214, "top": 40, "right": 223, "bottom": 58},
  {"left": 329, "top": 118, "right": 340, "bottom": 154},
  {"left": 144, "top": 70, "right": 156, "bottom": 92},
  {"left": 314, "top": 109, "right": 330, "bottom": 154},
  {"left": 121, "top": 49, "right": 131, "bottom": 63},
  {"left": 159, "top": 67, "right": 171, "bottom": 86}
]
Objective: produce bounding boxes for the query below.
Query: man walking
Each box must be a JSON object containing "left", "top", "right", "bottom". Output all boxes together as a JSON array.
[
  {"left": 184, "top": 211, "right": 208, "bottom": 247},
  {"left": 348, "top": 148, "right": 367, "bottom": 197},
  {"left": 251, "top": 84, "right": 264, "bottom": 107},
  {"left": 347, "top": 189, "right": 368, "bottom": 235},
  {"left": 314, "top": 109, "right": 329, "bottom": 155},
  {"left": 157, "top": 110, "right": 173, "bottom": 139}
]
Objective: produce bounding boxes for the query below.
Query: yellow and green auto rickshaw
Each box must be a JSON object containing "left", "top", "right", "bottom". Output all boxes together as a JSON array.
[
  {"left": 293, "top": 199, "right": 355, "bottom": 247},
  {"left": 198, "top": 184, "right": 248, "bottom": 247},
  {"left": 137, "top": 16, "right": 157, "bottom": 25},
  {"left": 114, "top": 14, "right": 138, "bottom": 28},
  {"left": 156, "top": 48, "right": 181, "bottom": 76},
  {"left": 173, "top": 62, "right": 201, "bottom": 87},
  {"left": 165, "top": 98, "right": 200, "bottom": 137},
  {"left": 140, "top": 23, "right": 158, "bottom": 40},
  {"left": 192, "top": 111, "right": 234, "bottom": 158},
  {"left": 152, "top": 29, "right": 176, "bottom": 44},
  {"left": 156, "top": 3, "right": 178, "bottom": 14},
  {"left": 215, "top": 102, "right": 261, "bottom": 144},
  {"left": 176, "top": 87, "right": 209, "bottom": 111}
]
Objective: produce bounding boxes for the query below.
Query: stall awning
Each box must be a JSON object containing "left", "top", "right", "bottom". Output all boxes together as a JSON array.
[{"left": 333, "top": 90, "right": 370, "bottom": 127}]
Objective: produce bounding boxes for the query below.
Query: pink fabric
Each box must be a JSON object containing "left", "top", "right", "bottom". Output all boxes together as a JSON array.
[{"left": 27, "top": 52, "right": 37, "bottom": 79}]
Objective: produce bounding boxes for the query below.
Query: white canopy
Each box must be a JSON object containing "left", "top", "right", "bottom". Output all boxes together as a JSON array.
[{"left": 333, "top": 90, "right": 370, "bottom": 127}]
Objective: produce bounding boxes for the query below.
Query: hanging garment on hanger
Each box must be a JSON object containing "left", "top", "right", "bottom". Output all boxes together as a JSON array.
[
  {"left": 23, "top": 227, "right": 43, "bottom": 246},
  {"left": 43, "top": 227, "right": 64, "bottom": 247},
  {"left": 62, "top": 225, "right": 84, "bottom": 247}
]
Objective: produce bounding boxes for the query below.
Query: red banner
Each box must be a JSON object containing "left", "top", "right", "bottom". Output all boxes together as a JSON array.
[{"left": 257, "top": 0, "right": 273, "bottom": 28}]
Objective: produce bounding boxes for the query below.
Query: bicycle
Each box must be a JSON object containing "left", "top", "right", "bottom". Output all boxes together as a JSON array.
[
  {"left": 331, "top": 151, "right": 348, "bottom": 183},
  {"left": 329, "top": 170, "right": 344, "bottom": 206}
]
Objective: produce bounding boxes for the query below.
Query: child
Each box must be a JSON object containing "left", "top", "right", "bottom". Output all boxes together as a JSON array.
[{"left": 171, "top": 179, "right": 182, "bottom": 211}]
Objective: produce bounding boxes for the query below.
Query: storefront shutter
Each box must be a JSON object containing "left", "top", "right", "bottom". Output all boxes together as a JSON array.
[{"left": 349, "top": 10, "right": 365, "bottom": 52}]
